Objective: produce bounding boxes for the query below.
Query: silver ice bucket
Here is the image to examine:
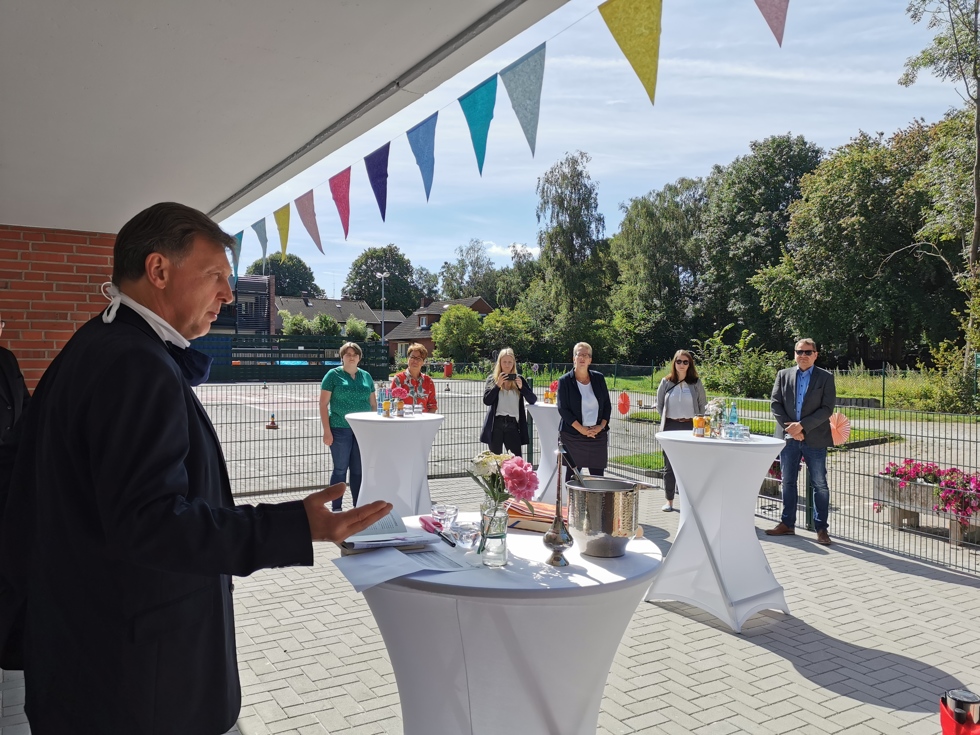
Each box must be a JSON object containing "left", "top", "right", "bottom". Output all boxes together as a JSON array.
[{"left": 566, "top": 477, "right": 644, "bottom": 558}]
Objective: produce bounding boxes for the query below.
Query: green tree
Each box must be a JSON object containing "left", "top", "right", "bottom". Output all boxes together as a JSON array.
[
  {"left": 481, "top": 307, "right": 534, "bottom": 358},
  {"left": 431, "top": 305, "right": 482, "bottom": 362},
  {"left": 413, "top": 266, "right": 442, "bottom": 301},
  {"left": 344, "top": 316, "right": 368, "bottom": 342},
  {"left": 536, "top": 151, "right": 607, "bottom": 316},
  {"left": 278, "top": 309, "right": 312, "bottom": 335},
  {"left": 439, "top": 239, "right": 499, "bottom": 306},
  {"left": 311, "top": 313, "right": 341, "bottom": 336},
  {"left": 609, "top": 177, "right": 707, "bottom": 363},
  {"left": 342, "top": 245, "right": 421, "bottom": 316},
  {"left": 752, "top": 125, "right": 961, "bottom": 364},
  {"left": 245, "top": 254, "right": 323, "bottom": 297},
  {"left": 697, "top": 134, "right": 823, "bottom": 350},
  {"left": 495, "top": 244, "right": 541, "bottom": 308}
]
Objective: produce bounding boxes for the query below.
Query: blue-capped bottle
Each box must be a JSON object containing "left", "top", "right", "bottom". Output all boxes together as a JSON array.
[{"left": 729, "top": 401, "right": 738, "bottom": 426}]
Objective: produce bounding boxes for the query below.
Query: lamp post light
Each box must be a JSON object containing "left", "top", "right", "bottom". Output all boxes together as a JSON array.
[{"left": 375, "top": 271, "right": 390, "bottom": 345}]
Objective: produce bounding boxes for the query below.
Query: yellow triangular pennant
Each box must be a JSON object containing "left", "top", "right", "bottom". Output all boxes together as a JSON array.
[
  {"left": 599, "top": 0, "right": 663, "bottom": 105},
  {"left": 273, "top": 203, "right": 290, "bottom": 261}
]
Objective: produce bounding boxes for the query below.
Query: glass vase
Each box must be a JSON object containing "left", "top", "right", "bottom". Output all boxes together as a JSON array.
[{"left": 480, "top": 503, "right": 508, "bottom": 567}]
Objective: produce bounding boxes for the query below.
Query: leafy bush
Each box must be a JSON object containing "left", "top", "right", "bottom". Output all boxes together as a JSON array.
[
  {"left": 692, "top": 325, "right": 787, "bottom": 398},
  {"left": 345, "top": 317, "right": 368, "bottom": 342}
]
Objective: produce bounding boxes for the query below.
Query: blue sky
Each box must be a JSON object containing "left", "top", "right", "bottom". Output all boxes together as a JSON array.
[{"left": 221, "top": 0, "right": 960, "bottom": 298}]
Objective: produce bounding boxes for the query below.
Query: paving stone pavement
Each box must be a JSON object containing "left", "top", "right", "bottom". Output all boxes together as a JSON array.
[{"left": 1, "top": 476, "right": 978, "bottom": 734}]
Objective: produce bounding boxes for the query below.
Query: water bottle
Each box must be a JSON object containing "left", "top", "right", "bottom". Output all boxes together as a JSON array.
[
  {"left": 729, "top": 401, "right": 738, "bottom": 426},
  {"left": 376, "top": 386, "right": 383, "bottom": 414}
]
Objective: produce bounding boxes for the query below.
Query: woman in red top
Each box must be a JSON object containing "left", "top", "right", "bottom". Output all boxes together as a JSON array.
[{"left": 390, "top": 342, "right": 438, "bottom": 413}]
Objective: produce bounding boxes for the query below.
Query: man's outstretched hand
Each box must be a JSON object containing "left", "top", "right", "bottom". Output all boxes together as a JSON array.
[{"left": 303, "top": 484, "right": 393, "bottom": 543}]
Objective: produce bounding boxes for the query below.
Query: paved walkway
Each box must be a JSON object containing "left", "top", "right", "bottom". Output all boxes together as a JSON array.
[{"left": 1, "top": 477, "right": 978, "bottom": 734}]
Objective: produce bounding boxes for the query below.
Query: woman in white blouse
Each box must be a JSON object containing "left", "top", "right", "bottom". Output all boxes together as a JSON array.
[{"left": 655, "top": 349, "right": 707, "bottom": 511}]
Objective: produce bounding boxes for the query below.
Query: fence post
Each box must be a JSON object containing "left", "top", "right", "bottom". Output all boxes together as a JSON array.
[
  {"left": 881, "top": 366, "right": 886, "bottom": 409},
  {"left": 613, "top": 362, "right": 618, "bottom": 389},
  {"left": 651, "top": 361, "right": 655, "bottom": 389},
  {"left": 527, "top": 414, "right": 535, "bottom": 466}
]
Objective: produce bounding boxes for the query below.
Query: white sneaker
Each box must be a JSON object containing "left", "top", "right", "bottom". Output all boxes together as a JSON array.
[{"left": 661, "top": 503, "right": 674, "bottom": 512}]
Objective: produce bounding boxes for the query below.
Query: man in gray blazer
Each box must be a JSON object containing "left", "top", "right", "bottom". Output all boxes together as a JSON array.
[{"left": 766, "top": 338, "right": 836, "bottom": 545}]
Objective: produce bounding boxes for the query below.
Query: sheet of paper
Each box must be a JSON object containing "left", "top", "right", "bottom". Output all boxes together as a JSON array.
[{"left": 332, "top": 545, "right": 477, "bottom": 592}]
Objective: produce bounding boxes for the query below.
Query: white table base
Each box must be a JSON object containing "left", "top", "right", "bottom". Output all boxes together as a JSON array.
[
  {"left": 526, "top": 402, "right": 560, "bottom": 503},
  {"left": 348, "top": 412, "right": 444, "bottom": 518},
  {"left": 363, "top": 526, "right": 661, "bottom": 735},
  {"left": 646, "top": 432, "right": 789, "bottom": 633}
]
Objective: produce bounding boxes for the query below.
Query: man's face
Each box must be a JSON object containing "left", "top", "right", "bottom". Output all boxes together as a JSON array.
[
  {"left": 164, "top": 237, "right": 234, "bottom": 340},
  {"left": 794, "top": 341, "right": 818, "bottom": 371}
]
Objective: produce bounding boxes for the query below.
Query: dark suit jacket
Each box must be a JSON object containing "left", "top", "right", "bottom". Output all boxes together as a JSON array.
[
  {"left": 0, "top": 306, "right": 313, "bottom": 735},
  {"left": 770, "top": 365, "right": 836, "bottom": 449},
  {"left": 557, "top": 369, "right": 611, "bottom": 435},
  {"left": 0, "top": 346, "right": 29, "bottom": 446},
  {"left": 480, "top": 374, "right": 536, "bottom": 446}
]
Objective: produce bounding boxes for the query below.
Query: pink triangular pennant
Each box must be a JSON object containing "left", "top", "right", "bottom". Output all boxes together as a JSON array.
[
  {"left": 294, "top": 190, "right": 323, "bottom": 253},
  {"left": 329, "top": 168, "right": 352, "bottom": 240},
  {"left": 754, "top": 0, "right": 789, "bottom": 47}
]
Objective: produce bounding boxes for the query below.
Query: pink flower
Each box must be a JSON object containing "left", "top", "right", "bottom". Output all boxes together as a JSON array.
[
  {"left": 391, "top": 387, "right": 409, "bottom": 400},
  {"left": 500, "top": 456, "right": 539, "bottom": 501}
]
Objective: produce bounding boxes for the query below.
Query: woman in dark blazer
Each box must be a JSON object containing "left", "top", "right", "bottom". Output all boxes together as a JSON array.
[
  {"left": 480, "top": 348, "right": 536, "bottom": 456},
  {"left": 557, "top": 342, "right": 611, "bottom": 481}
]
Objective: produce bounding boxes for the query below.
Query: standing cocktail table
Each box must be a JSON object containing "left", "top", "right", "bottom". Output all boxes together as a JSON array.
[
  {"left": 347, "top": 411, "right": 444, "bottom": 517},
  {"left": 526, "top": 402, "right": 560, "bottom": 502},
  {"left": 646, "top": 431, "right": 787, "bottom": 632},
  {"left": 363, "top": 518, "right": 661, "bottom": 735}
]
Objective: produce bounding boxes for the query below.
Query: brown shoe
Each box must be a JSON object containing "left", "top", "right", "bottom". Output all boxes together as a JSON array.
[
  {"left": 816, "top": 530, "right": 831, "bottom": 546},
  {"left": 765, "top": 523, "right": 795, "bottom": 536}
]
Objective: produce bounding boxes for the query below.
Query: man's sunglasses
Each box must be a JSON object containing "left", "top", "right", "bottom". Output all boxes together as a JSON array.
[
  {"left": 795, "top": 349, "right": 815, "bottom": 356},
  {"left": 675, "top": 359, "right": 690, "bottom": 365}
]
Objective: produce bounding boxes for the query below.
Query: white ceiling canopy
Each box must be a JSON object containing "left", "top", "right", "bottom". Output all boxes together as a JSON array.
[{"left": 0, "top": 0, "right": 568, "bottom": 233}]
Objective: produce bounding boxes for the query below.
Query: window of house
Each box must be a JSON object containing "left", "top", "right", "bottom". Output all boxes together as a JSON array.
[
  {"left": 398, "top": 343, "right": 408, "bottom": 358},
  {"left": 419, "top": 316, "right": 427, "bottom": 327}
]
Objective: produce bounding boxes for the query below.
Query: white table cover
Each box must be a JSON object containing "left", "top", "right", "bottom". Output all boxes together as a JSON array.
[
  {"left": 526, "top": 402, "right": 561, "bottom": 503},
  {"left": 363, "top": 516, "right": 661, "bottom": 735},
  {"left": 646, "top": 431, "right": 788, "bottom": 633},
  {"left": 347, "top": 412, "right": 444, "bottom": 517}
]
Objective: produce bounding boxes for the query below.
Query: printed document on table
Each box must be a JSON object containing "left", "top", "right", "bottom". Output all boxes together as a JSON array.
[
  {"left": 341, "top": 511, "right": 434, "bottom": 550},
  {"left": 332, "top": 545, "right": 476, "bottom": 592}
]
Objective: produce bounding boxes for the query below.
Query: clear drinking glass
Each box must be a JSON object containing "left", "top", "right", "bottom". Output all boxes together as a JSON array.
[
  {"left": 441, "top": 504, "right": 458, "bottom": 531},
  {"left": 431, "top": 503, "right": 450, "bottom": 529},
  {"left": 453, "top": 523, "right": 481, "bottom": 550}
]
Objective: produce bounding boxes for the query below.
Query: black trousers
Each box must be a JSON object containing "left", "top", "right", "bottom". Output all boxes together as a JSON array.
[
  {"left": 662, "top": 418, "right": 694, "bottom": 500},
  {"left": 489, "top": 415, "right": 523, "bottom": 457}
]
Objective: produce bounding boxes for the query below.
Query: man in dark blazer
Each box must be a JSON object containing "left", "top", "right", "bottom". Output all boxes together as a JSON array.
[
  {"left": 766, "top": 338, "right": 837, "bottom": 545},
  {"left": 0, "top": 314, "right": 30, "bottom": 502},
  {"left": 0, "top": 203, "right": 391, "bottom": 735},
  {"left": 0, "top": 315, "right": 30, "bottom": 448}
]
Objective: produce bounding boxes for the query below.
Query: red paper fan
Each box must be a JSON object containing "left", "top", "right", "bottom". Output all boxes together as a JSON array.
[
  {"left": 830, "top": 412, "right": 850, "bottom": 446},
  {"left": 617, "top": 392, "right": 630, "bottom": 415}
]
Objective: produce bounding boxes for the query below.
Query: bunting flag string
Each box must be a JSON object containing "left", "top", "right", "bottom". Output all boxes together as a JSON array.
[
  {"left": 754, "top": 0, "right": 789, "bottom": 46},
  {"left": 294, "top": 190, "right": 324, "bottom": 254},
  {"left": 407, "top": 113, "right": 438, "bottom": 201},
  {"left": 273, "top": 204, "right": 290, "bottom": 261},
  {"left": 251, "top": 218, "right": 268, "bottom": 263},
  {"left": 500, "top": 43, "right": 546, "bottom": 156},
  {"left": 364, "top": 143, "right": 391, "bottom": 221},
  {"left": 458, "top": 75, "right": 498, "bottom": 175},
  {"left": 599, "top": 0, "right": 663, "bottom": 105},
  {"left": 235, "top": 1, "right": 783, "bottom": 259},
  {"left": 329, "top": 167, "right": 352, "bottom": 239},
  {"left": 231, "top": 231, "right": 243, "bottom": 286}
]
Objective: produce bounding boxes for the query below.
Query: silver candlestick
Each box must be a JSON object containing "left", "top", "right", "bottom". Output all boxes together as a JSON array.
[{"left": 543, "top": 440, "right": 574, "bottom": 566}]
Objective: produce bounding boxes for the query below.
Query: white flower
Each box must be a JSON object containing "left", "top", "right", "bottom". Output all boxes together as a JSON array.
[{"left": 470, "top": 450, "right": 513, "bottom": 477}]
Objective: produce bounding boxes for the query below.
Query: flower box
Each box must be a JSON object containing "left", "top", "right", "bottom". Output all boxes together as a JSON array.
[{"left": 873, "top": 475, "right": 976, "bottom": 546}]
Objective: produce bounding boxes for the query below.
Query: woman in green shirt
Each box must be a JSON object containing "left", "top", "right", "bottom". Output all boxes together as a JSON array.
[{"left": 319, "top": 342, "right": 377, "bottom": 511}]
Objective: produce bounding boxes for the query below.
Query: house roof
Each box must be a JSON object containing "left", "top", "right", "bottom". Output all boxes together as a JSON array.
[
  {"left": 276, "top": 296, "right": 405, "bottom": 326},
  {"left": 385, "top": 297, "right": 491, "bottom": 342},
  {"left": 2, "top": 0, "right": 568, "bottom": 232}
]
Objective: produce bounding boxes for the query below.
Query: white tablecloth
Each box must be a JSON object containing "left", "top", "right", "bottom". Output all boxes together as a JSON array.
[
  {"left": 347, "top": 412, "right": 444, "bottom": 517},
  {"left": 363, "top": 515, "right": 661, "bottom": 735},
  {"left": 646, "top": 431, "right": 788, "bottom": 633},
  {"left": 526, "top": 402, "right": 560, "bottom": 503}
]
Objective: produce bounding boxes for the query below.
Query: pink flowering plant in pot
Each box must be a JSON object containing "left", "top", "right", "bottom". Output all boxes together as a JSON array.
[
  {"left": 469, "top": 451, "right": 539, "bottom": 552},
  {"left": 879, "top": 459, "right": 979, "bottom": 528}
]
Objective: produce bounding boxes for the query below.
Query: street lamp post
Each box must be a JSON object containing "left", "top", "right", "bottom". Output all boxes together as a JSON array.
[{"left": 375, "top": 271, "right": 390, "bottom": 345}]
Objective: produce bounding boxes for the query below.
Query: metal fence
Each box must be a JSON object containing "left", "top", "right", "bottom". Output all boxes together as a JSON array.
[{"left": 195, "top": 379, "right": 980, "bottom": 575}]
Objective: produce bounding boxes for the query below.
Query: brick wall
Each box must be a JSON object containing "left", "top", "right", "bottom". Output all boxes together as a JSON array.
[{"left": 0, "top": 224, "right": 116, "bottom": 390}]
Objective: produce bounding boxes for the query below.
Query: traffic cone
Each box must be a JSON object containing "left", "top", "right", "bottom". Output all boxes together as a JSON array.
[{"left": 266, "top": 413, "right": 279, "bottom": 430}]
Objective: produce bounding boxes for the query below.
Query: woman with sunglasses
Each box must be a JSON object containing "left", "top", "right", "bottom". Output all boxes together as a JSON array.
[{"left": 656, "top": 349, "right": 707, "bottom": 511}]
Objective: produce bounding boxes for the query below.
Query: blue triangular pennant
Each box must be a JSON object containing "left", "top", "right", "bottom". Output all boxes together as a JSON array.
[
  {"left": 364, "top": 143, "right": 391, "bottom": 221},
  {"left": 458, "top": 75, "right": 498, "bottom": 175},
  {"left": 407, "top": 113, "right": 438, "bottom": 201},
  {"left": 500, "top": 43, "right": 546, "bottom": 156}
]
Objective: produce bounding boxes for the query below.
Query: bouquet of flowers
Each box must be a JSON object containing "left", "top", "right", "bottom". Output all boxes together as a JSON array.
[
  {"left": 469, "top": 451, "right": 539, "bottom": 552},
  {"left": 390, "top": 386, "right": 408, "bottom": 401}
]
